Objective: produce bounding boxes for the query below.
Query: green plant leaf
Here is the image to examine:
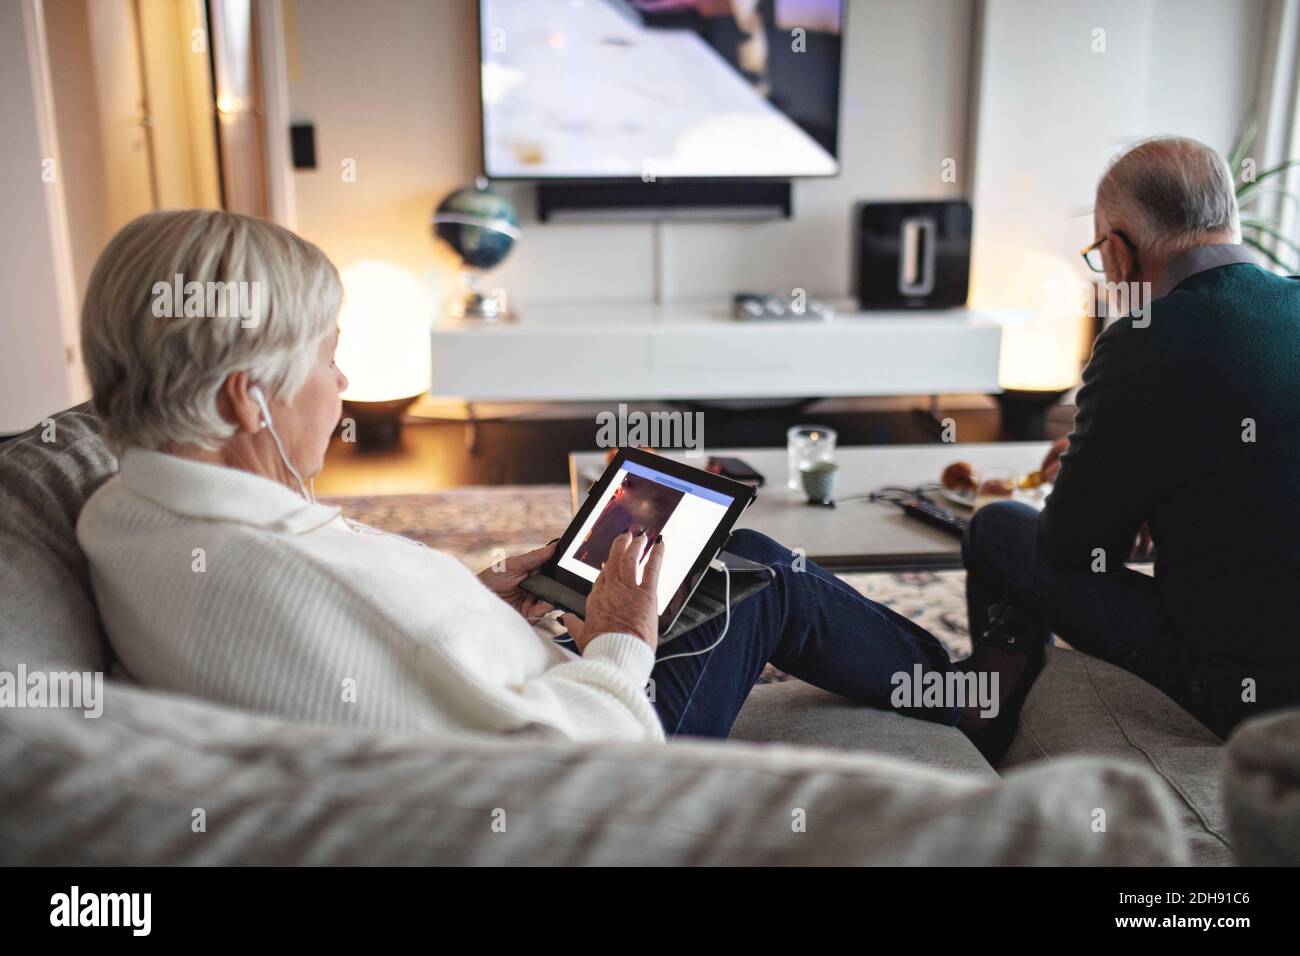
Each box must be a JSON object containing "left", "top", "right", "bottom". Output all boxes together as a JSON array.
[
  {"left": 1243, "top": 234, "right": 1297, "bottom": 273},
  {"left": 1237, "top": 187, "right": 1300, "bottom": 216},
  {"left": 1237, "top": 158, "right": 1300, "bottom": 201},
  {"left": 1242, "top": 219, "right": 1300, "bottom": 259},
  {"left": 1230, "top": 112, "right": 1258, "bottom": 177}
]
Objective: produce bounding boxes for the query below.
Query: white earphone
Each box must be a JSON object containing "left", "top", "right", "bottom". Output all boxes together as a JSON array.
[
  {"left": 249, "top": 384, "right": 272, "bottom": 427},
  {"left": 249, "top": 384, "right": 313, "bottom": 501}
]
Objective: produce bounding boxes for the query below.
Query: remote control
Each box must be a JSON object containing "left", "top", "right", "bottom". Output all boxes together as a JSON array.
[
  {"left": 732, "top": 293, "right": 834, "bottom": 322},
  {"left": 900, "top": 499, "right": 969, "bottom": 538}
]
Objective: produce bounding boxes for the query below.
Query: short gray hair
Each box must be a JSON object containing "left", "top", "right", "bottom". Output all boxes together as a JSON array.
[
  {"left": 1096, "top": 136, "right": 1241, "bottom": 251},
  {"left": 81, "top": 210, "right": 342, "bottom": 451}
]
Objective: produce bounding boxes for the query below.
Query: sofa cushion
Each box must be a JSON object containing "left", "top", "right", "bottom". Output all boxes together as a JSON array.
[
  {"left": 0, "top": 404, "right": 118, "bottom": 673},
  {"left": 0, "top": 678, "right": 1188, "bottom": 865},
  {"left": 1001, "top": 646, "right": 1232, "bottom": 865},
  {"left": 731, "top": 680, "right": 996, "bottom": 778},
  {"left": 1222, "top": 708, "right": 1300, "bottom": 865}
]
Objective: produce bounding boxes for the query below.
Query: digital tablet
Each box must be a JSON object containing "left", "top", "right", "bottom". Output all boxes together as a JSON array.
[{"left": 520, "top": 447, "right": 758, "bottom": 640}]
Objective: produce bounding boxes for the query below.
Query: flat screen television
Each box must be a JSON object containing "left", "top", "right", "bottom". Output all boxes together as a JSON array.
[{"left": 478, "top": 0, "right": 845, "bottom": 181}]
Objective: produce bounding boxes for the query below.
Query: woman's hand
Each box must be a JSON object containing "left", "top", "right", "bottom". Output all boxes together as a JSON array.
[
  {"left": 560, "top": 530, "right": 664, "bottom": 654},
  {"left": 478, "top": 539, "right": 558, "bottom": 620}
]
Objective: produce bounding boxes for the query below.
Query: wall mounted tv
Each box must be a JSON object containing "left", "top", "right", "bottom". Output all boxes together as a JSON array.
[{"left": 478, "top": 0, "right": 845, "bottom": 184}]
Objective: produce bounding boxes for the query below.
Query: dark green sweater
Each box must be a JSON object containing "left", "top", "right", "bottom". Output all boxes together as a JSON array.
[{"left": 1038, "top": 260, "right": 1300, "bottom": 729}]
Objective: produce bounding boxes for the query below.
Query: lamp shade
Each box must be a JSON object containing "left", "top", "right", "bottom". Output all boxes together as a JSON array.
[
  {"left": 971, "top": 249, "right": 1090, "bottom": 392},
  {"left": 335, "top": 260, "right": 433, "bottom": 403}
]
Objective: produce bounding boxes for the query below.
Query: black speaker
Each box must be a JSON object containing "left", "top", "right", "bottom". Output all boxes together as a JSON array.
[{"left": 854, "top": 200, "right": 972, "bottom": 310}]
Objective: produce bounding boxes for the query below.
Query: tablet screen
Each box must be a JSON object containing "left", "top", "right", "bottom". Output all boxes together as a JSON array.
[{"left": 556, "top": 458, "right": 737, "bottom": 614}]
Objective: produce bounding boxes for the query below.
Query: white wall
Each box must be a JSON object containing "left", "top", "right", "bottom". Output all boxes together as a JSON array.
[
  {"left": 1144, "top": 0, "right": 1267, "bottom": 152},
  {"left": 970, "top": 0, "right": 1265, "bottom": 278},
  {"left": 285, "top": 0, "right": 974, "bottom": 309},
  {"left": 0, "top": 1, "right": 81, "bottom": 434}
]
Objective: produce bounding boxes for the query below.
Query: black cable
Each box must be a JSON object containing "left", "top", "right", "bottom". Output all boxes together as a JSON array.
[{"left": 855, "top": 483, "right": 946, "bottom": 511}]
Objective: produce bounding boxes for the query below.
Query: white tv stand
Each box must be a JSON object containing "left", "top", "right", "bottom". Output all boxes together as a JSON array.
[{"left": 428, "top": 300, "right": 1005, "bottom": 402}]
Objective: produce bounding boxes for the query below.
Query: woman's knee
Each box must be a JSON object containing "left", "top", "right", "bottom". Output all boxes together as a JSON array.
[{"left": 725, "top": 528, "right": 793, "bottom": 566}]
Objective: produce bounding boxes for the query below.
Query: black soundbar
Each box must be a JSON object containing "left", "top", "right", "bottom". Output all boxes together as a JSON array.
[{"left": 537, "top": 180, "right": 792, "bottom": 222}]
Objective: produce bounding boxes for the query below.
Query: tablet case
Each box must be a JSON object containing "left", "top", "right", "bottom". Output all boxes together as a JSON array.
[{"left": 661, "top": 548, "right": 773, "bottom": 642}]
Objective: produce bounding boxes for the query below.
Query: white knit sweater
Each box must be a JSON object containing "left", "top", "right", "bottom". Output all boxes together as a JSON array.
[{"left": 76, "top": 449, "right": 664, "bottom": 743}]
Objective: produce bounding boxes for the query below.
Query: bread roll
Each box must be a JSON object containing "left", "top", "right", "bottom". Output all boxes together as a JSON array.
[{"left": 941, "top": 461, "right": 978, "bottom": 494}]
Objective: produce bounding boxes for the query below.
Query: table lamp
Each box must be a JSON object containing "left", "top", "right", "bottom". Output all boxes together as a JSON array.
[
  {"left": 334, "top": 260, "right": 433, "bottom": 451},
  {"left": 971, "top": 250, "right": 1090, "bottom": 439}
]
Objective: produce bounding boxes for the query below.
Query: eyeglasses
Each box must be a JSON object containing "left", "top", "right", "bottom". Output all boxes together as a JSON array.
[{"left": 1080, "top": 232, "right": 1136, "bottom": 273}]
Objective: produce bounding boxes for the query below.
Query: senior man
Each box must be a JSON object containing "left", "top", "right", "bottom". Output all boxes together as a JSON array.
[{"left": 963, "top": 136, "right": 1300, "bottom": 742}]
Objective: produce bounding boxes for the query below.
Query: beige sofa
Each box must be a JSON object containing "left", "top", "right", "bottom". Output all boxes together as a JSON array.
[{"left": 2, "top": 406, "right": 1294, "bottom": 865}]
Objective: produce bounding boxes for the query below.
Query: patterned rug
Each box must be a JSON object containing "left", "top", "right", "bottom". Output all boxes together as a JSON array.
[{"left": 325, "top": 487, "right": 973, "bottom": 674}]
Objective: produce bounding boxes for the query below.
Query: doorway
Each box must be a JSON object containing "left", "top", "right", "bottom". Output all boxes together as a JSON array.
[{"left": 42, "top": 0, "right": 270, "bottom": 305}]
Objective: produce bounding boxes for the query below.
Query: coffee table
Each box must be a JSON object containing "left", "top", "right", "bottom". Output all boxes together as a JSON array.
[{"left": 568, "top": 442, "right": 1052, "bottom": 572}]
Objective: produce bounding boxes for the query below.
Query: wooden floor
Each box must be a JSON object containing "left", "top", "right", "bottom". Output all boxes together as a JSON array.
[{"left": 313, "top": 398, "right": 1069, "bottom": 497}]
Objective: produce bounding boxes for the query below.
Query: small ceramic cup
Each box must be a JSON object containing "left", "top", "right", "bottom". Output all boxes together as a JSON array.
[{"left": 800, "top": 460, "right": 839, "bottom": 504}]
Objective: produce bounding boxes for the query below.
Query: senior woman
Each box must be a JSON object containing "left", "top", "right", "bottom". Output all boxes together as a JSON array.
[{"left": 77, "top": 209, "right": 963, "bottom": 744}]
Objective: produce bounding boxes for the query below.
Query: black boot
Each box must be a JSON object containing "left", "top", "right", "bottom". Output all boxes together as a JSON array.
[{"left": 955, "top": 592, "right": 1048, "bottom": 764}]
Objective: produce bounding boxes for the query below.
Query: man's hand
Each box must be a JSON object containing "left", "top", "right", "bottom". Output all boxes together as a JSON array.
[
  {"left": 1039, "top": 437, "right": 1071, "bottom": 484},
  {"left": 559, "top": 530, "right": 664, "bottom": 653},
  {"left": 478, "top": 539, "right": 558, "bottom": 620}
]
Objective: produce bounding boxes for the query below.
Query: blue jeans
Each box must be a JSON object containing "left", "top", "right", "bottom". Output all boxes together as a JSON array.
[
  {"left": 641, "top": 529, "right": 956, "bottom": 739},
  {"left": 962, "top": 500, "right": 1225, "bottom": 734}
]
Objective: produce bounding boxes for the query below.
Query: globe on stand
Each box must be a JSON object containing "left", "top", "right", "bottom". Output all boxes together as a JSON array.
[{"left": 431, "top": 178, "right": 520, "bottom": 322}]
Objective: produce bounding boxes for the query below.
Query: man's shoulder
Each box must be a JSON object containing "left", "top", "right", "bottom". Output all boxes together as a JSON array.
[
  {"left": 1099, "top": 267, "right": 1292, "bottom": 345},
  {"left": 1086, "top": 267, "right": 1300, "bottom": 398},
  {"left": 1157, "top": 263, "right": 1300, "bottom": 323}
]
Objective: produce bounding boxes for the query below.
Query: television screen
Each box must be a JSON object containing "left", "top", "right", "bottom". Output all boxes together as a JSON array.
[{"left": 479, "top": 0, "right": 844, "bottom": 180}]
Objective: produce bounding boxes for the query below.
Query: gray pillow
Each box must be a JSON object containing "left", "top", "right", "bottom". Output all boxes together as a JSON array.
[
  {"left": 0, "top": 404, "right": 118, "bottom": 673},
  {"left": 1223, "top": 709, "right": 1300, "bottom": 865}
]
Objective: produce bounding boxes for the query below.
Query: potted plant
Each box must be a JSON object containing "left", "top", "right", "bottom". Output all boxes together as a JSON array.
[{"left": 1229, "top": 115, "right": 1300, "bottom": 273}]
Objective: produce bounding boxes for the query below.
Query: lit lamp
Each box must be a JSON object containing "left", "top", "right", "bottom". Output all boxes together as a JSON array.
[
  {"left": 335, "top": 260, "right": 434, "bottom": 451},
  {"left": 972, "top": 250, "right": 1090, "bottom": 440}
]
